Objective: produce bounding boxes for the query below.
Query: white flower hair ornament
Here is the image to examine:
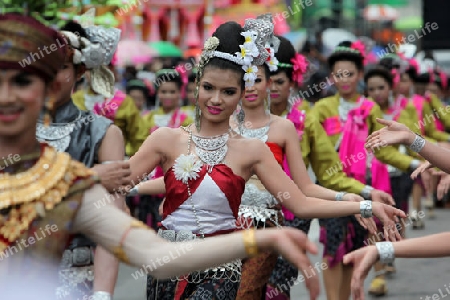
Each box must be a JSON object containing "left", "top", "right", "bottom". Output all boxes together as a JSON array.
[{"left": 199, "top": 30, "right": 261, "bottom": 88}]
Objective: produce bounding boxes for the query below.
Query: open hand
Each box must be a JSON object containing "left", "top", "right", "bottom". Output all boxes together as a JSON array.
[
  {"left": 372, "top": 202, "right": 405, "bottom": 242},
  {"left": 370, "top": 189, "right": 395, "bottom": 205},
  {"left": 303, "top": 270, "right": 320, "bottom": 300},
  {"left": 260, "top": 227, "right": 318, "bottom": 276},
  {"left": 437, "top": 173, "right": 450, "bottom": 200},
  {"left": 365, "top": 118, "right": 412, "bottom": 152},
  {"left": 343, "top": 245, "right": 379, "bottom": 300},
  {"left": 411, "top": 160, "right": 433, "bottom": 179}
]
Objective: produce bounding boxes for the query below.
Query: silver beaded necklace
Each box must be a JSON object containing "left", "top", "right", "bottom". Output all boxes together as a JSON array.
[
  {"left": 191, "top": 127, "right": 231, "bottom": 173},
  {"left": 233, "top": 115, "right": 272, "bottom": 142}
]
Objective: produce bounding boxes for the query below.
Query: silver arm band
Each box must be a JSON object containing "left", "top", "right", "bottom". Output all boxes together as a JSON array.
[
  {"left": 128, "top": 186, "right": 139, "bottom": 196},
  {"left": 335, "top": 192, "right": 347, "bottom": 201},
  {"left": 360, "top": 200, "right": 373, "bottom": 218},
  {"left": 375, "top": 242, "right": 395, "bottom": 264},
  {"left": 408, "top": 134, "right": 426, "bottom": 153},
  {"left": 360, "top": 185, "right": 373, "bottom": 200},
  {"left": 92, "top": 291, "right": 112, "bottom": 300}
]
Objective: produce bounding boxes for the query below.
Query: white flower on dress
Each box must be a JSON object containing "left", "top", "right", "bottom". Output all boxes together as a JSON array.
[{"left": 173, "top": 154, "right": 202, "bottom": 184}]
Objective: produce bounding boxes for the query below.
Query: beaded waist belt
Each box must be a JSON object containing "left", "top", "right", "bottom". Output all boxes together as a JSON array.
[
  {"left": 238, "top": 205, "right": 283, "bottom": 229},
  {"left": 60, "top": 246, "right": 95, "bottom": 268},
  {"left": 157, "top": 229, "right": 242, "bottom": 283}
]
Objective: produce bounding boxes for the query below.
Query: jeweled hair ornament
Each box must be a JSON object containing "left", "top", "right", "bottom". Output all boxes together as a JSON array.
[
  {"left": 199, "top": 32, "right": 260, "bottom": 88},
  {"left": 256, "top": 14, "right": 280, "bottom": 72},
  {"left": 60, "top": 16, "right": 121, "bottom": 98},
  {"left": 198, "top": 17, "right": 276, "bottom": 88}
]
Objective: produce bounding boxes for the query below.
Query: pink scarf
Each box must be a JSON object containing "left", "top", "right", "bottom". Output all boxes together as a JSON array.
[
  {"left": 370, "top": 96, "right": 409, "bottom": 194},
  {"left": 150, "top": 108, "right": 188, "bottom": 134},
  {"left": 281, "top": 101, "right": 306, "bottom": 220},
  {"left": 93, "top": 90, "right": 125, "bottom": 120},
  {"left": 338, "top": 98, "right": 392, "bottom": 193},
  {"left": 412, "top": 94, "right": 425, "bottom": 135}
]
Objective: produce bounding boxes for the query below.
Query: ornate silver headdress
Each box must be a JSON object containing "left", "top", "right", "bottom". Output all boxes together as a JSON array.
[
  {"left": 198, "top": 16, "right": 278, "bottom": 88},
  {"left": 61, "top": 24, "right": 121, "bottom": 98},
  {"left": 256, "top": 14, "right": 280, "bottom": 72}
]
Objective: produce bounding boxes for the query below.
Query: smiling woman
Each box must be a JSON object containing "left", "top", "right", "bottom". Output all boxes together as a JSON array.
[{"left": 0, "top": 13, "right": 323, "bottom": 298}]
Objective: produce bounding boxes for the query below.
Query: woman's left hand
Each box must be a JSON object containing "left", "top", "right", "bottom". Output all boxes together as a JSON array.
[
  {"left": 343, "top": 245, "right": 379, "bottom": 300},
  {"left": 372, "top": 202, "right": 405, "bottom": 241}
]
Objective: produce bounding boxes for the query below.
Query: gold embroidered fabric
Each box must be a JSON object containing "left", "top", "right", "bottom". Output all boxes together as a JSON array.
[{"left": 0, "top": 146, "right": 95, "bottom": 253}]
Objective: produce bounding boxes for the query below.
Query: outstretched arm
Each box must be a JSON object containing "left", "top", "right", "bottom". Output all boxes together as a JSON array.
[
  {"left": 366, "top": 118, "right": 450, "bottom": 174},
  {"left": 283, "top": 119, "right": 362, "bottom": 202},
  {"left": 72, "top": 184, "right": 318, "bottom": 279},
  {"left": 133, "top": 177, "right": 166, "bottom": 195},
  {"left": 251, "top": 139, "right": 404, "bottom": 240},
  {"left": 344, "top": 232, "right": 450, "bottom": 300}
]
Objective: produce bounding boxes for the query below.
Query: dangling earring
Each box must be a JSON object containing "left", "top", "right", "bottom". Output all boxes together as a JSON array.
[
  {"left": 265, "top": 88, "right": 271, "bottom": 115},
  {"left": 237, "top": 100, "right": 245, "bottom": 134},
  {"left": 388, "top": 90, "right": 394, "bottom": 106},
  {"left": 409, "top": 86, "right": 415, "bottom": 98},
  {"left": 194, "top": 85, "right": 201, "bottom": 132},
  {"left": 43, "top": 97, "right": 55, "bottom": 127},
  {"left": 287, "top": 87, "right": 295, "bottom": 112},
  {"left": 154, "top": 97, "right": 160, "bottom": 110}
]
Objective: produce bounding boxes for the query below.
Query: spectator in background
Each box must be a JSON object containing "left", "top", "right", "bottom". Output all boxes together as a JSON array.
[{"left": 126, "top": 79, "right": 153, "bottom": 114}]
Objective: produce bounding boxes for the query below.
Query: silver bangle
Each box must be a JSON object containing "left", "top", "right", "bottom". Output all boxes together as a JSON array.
[
  {"left": 408, "top": 134, "right": 426, "bottom": 153},
  {"left": 375, "top": 242, "right": 395, "bottom": 264},
  {"left": 128, "top": 186, "right": 139, "bottom": 196},
  {"left": 92, "top": 291, "right": 112, "bottom": 300},
  {"left": 335, "top": 192, "right": 347, "bottom": 201},
  {"left": 360, "top": 185, "right": 373, "bottom": 200},
  {"left": 360, "top": 200, "right": 373, "bottom": 218}
]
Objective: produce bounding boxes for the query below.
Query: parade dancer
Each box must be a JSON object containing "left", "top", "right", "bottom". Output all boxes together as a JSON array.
[
  {"left": 142, "top": 69, "right": 192, "bottom": 230},
  {"left": 380, "top": 55, "right": 450, "bottom": 225},
  {"left": 72, "top": 37, "right": 147, "bottom": 157},
  {"left": 0, "top": 12, "right": 326, "bottom": 300},
  {"left": 310, "top": 41, "right": 428, "bottom": 300},
  {"left": 127, "top": 20, "right": 405, "bottom": 300},
  {"left": 34, "top": 21, "right": 132, "bottom": 300},
  {"left": 266, "top": 36, "right": 393, "bottom": 300},
  {"left": 363, "top": 66, "right": 418, "bottom": 296}
]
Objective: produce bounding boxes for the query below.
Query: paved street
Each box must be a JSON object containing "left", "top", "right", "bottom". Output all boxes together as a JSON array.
[{"left": 113, "top": 207, "right": 450, "bottom": 300}]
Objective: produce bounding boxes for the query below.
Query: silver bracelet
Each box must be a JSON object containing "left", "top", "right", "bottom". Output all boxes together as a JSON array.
[
  {"left": 375, "top": 242, "right": 395, "bottom": 264},
  {"left": 360, "top": 200, "right": 373, "bottom": 218},
  {"left": 335, "top": 192, "right": 347, "bottom": 201},
  {"left": 408, "top": 134, "right": 426, "bottom": 153},
  {"left": 128, "top": 186, "right": 139, "bottom": 196},
  {"left": 92, "top": 291, "right": 112, "bottom": 300},
  {"left": 360, "top": 185, "right": 373, "bottom": 200}
]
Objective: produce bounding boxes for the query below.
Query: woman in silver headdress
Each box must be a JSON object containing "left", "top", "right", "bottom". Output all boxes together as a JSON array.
[{"left": 126, "top": 17, "right": 405, "bottom": 300}]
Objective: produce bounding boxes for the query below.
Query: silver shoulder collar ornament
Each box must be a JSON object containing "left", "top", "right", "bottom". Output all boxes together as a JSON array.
[{"left": 36, "top": 112, "right": 82, "bottom": 152}]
